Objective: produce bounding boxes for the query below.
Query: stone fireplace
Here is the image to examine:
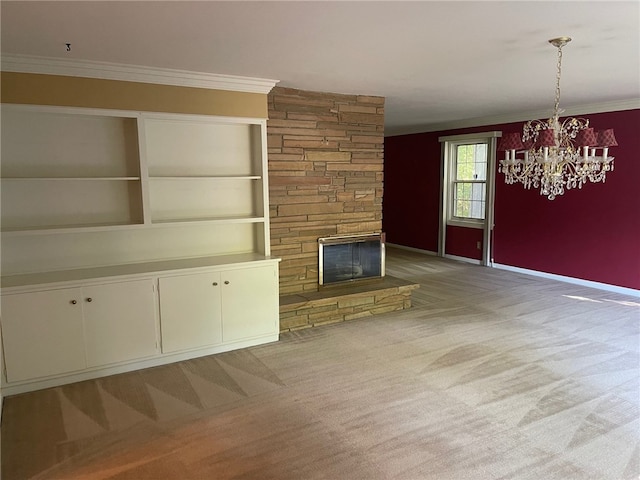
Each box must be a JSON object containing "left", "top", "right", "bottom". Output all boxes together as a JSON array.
[
  {"left": 318, "top": 233, "right": 385, "bottom": 286},
  {"left": 267, "top": 87, "right": 385, "bottom": 296},
  {"left": 268, "top": 87, "right": 418, "bottom": 332}
]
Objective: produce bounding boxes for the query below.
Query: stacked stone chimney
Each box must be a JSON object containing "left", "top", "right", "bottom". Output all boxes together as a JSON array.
[{"left": 267, "top": 87, "right": 384, "bottom": 295}]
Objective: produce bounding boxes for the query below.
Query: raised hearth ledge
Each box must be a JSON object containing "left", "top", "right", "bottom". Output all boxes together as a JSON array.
[{"left": 279, "top": 276, "right": 419, "bottom": 332}]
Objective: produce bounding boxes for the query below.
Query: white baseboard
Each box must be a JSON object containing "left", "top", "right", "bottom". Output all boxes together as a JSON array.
[
  {"left": 444, "top": 254, "right": 482, "bottom": 265},
  {"left": 493, "top": 263, "right": 640, "bottom": 298},
  {"left": 386, "top": 244, "right": 481, "bottom": 265},
  {"left": 1, "top": 334, "right": 279, "bottom": 397},
  {"left": 386, "top": 243, "right": 437, "bottom": 256},
  {"left": 386, "top": 243, "right": 639, "bottom": 297}
]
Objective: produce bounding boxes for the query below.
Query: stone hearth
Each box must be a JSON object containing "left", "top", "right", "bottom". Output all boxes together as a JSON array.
[{"left": 279, "top": 276, "right": 419, "bottom": 332}]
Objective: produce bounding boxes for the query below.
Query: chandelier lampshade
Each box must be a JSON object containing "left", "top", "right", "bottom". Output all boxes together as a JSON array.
[
  {"left": 534, "top": 129, "right": 556, "bottom": 148},
  {"left": 497, "top": 132, "right": 524, "bottom": 151},
  {"left": 597, "top": 129, "right": 618, "bottom": 147},
  {"left": 498, "top": 37, "right": 618, "bottom": 200},
  {"left": 574, "top": 128, "right": 597, "bottom": 147}
]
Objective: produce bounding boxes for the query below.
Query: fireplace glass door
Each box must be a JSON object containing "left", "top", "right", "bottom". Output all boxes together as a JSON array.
[{"left": 319, "top": 234, "right": 384, "bottom": 286}]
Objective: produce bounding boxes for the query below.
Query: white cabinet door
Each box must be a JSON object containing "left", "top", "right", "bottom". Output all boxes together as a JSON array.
[
  {"left": 159, "top": 272, "right": 223, "bottom": 353},
  {"left": 82, "top": 279, "right": 159, "bottom": 367},
  {"left": 1, "top": 288, "right": 86, "bottom": 382},
  {"left": 221, "top": 265, "right": 279, "bottom": 342}
]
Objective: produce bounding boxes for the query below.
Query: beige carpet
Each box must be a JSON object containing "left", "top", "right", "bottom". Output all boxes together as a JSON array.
[{"left": 2, "top": 247, "right": 639, "bottom": 479}]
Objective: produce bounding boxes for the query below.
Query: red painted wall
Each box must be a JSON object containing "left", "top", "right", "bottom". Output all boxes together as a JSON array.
[
  {"left": 446, "top": 225, "right": 483, "bottom": 260},
  {"left": 384, "top": 132, "right": 441, "bottom": 252},
  {"left": 383, "top": 109, "right": 640, "bottom": 290}
]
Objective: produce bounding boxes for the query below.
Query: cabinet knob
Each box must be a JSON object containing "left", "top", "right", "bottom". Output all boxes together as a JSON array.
[
  {"left": 86, "top": 297, "right": 93, "bottom": 303},
  {"left": 70, "top": 299, "right": 77, "bottom": 305},
  {"left": 224, "top": 280, "right": 230, "bottom": 285},
  {"left": 212, "top": 282, "right": 218, "bottom": 286}
]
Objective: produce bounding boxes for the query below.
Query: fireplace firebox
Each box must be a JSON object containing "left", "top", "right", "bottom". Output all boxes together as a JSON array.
[{"left": 318, "top": 233, "right": 385, "bottom": 286}]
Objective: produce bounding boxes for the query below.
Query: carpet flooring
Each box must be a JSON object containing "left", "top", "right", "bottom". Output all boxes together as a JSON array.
[{"left": 2, "top": 247, "right": 639, "bottom": 479}]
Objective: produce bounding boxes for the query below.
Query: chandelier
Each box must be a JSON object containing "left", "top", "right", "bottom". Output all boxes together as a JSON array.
[{"left": 498, "top": 37, "right": 618, "bottom": 200}]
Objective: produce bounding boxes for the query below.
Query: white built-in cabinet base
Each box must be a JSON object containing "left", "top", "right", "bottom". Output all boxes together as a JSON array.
[{"left": 0, "top": 254, "right": 280, "bottom": 397}]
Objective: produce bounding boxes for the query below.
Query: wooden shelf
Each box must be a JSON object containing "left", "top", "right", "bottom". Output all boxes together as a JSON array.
[
  {"left": 1, "top": 222, "right": 146, "bottom": 237},
  {"left": 150, "top": 216, "right": 266, "bottom": 226},
  {"left": 1, "top": 253, "right": 279, "bottom": 289},
  {"left": 148, "top": 175, "right": 261, "bottom": 180},
  {"left": 2, "top": 216, "right": 267, "bottom": 236},
  {"left": 2, "top": 177, "right": 141, "bottom": 181}
]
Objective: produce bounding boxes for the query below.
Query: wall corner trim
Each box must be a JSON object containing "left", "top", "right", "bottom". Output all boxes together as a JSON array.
[
  {"left": 1, "top": 54, "right": 279, "bottom": 94},
  {"left": 492, "top": 263, "right": 640, "bottom": 298}
]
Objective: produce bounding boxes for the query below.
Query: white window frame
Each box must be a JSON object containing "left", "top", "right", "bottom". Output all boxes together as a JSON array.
[
  {"left": 447, "top": 141, "right": 488, "bottom": 228},
  {"left": 438, "top": 131, "right": 500, "bottom": 266}
]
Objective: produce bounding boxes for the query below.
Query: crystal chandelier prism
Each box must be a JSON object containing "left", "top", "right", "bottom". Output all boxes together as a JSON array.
[{"left": 498, "top": 37, "right": 618, "bottom": 200}]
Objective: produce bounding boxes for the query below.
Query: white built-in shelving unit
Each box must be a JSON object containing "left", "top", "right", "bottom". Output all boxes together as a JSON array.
[
  {"left": 1, "top": 105, "right": 271, "bottom": 242},
  {"left": 0, "top": 103, "right": 279, "bottom": 396},
  {"left": 1, "top": 104, "right": 273, "bottom": 273}
]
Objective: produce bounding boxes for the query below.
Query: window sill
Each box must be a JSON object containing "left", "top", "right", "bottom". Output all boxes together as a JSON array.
[{"left": 446, "top": 219, "right": 484, "bottom": 229}]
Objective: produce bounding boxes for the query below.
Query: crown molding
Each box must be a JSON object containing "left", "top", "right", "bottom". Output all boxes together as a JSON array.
[
  {"left": 387, "top": 99, "right": 640, "bottom": 137},
  {"left": 1, "top": 54, "right": 279, "bottom": 94}
]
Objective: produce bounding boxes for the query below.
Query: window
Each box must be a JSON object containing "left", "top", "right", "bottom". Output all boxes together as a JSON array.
[
  {"left": 450, "top": 142, "right": 488, "bottom": 224},
  {"left": 438, "top": 131, "right": 499, "bottom": 263}
]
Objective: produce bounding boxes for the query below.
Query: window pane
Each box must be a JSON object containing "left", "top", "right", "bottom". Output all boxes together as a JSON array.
[
  {"left": 475, "top": 144, "right": 487, "bottom": 180},
  {"left": 453, "top": 181, "right": 485, "bottom": 219},
  {"left": 455, "top": 199, "right": 470, "bottom": 218},
  {"left": 456, "top": 145, "right": 473, "bottom": 180},
  {"left": 469, "top": 200, "right": 485, "bottom": 219},
  {"left": 471, "top": 183, "right": 485, "bottom": 201},
  {"left": 455, "top": 143, "right": 487, "bottom": 181},
  {"left": 455, "top": 183, "right": 469, "bottom": 199}
]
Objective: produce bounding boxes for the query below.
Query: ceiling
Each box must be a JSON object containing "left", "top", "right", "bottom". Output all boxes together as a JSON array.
[{"left": 2, "top": 1, "right": 639, "bottom": 135}]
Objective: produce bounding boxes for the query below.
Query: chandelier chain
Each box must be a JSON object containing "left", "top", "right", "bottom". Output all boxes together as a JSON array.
[{"left": 553, "top": 43, "right": 563, "bottom": 121}]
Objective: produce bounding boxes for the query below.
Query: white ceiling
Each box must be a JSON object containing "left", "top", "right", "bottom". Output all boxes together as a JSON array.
[{"left": 2, "top": 1, "right": 639, "bottom": 135}]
